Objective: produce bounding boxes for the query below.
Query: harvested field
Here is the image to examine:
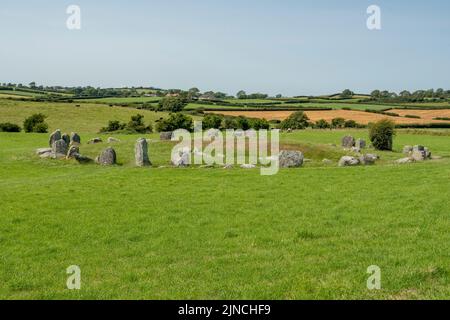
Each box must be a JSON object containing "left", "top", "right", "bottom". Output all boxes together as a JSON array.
[{"left": 208, "top": 109, "right": 450, "bottom": 125}]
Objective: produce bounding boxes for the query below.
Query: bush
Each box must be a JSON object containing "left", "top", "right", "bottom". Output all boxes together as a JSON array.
[
  {"left": 369, "top": 119, "right": 396, "bottom": 151},
  {"left": 404, "top": 115, "right": 421, "bottom": 119},
  {"left": 100, "top": 120, "right": 126, "bottom": 133},
  {"left": 280, "top": 111, "right": 310, "bottom": 130},
  {"left": 331, "top": 117, "right": 346, "bottom": 128},
  {"left": 0, "top": 122, "right": 22, "bottom": 132},
  {"left": 235, "top": 116, "right": 251, "bottom": 130},
  {"left": 344, "top": 120, "right": 358, "bottom": 128},
  {"left": 127, "top": 114, "right": 153, "bottom": 133},
  {"left": 203, "top": 114, "right": 223, "bottom": 129},
  {"left": 314, "top": 119, "right": 330, "bottom": 129},
  {"left": 156, "top": 113, "right": 193, "bottom": 132},
  {"left": 250, "top": 118, "right": 270, "bottom": 130},
  {"left": 158, "top": 96, "right": 188, "bottom": 112},
  {"left": 222, "top": 117, "right": 238, "bottom": 130},
  {"left": 23, "top": 113, "right": 48, "bottom": 133}
]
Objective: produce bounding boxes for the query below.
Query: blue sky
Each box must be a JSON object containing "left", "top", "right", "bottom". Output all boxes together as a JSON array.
[{"left": 1, "top": 0, "right": 449, "bottom": 95}]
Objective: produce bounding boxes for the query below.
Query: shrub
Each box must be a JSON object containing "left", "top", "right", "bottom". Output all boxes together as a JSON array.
[
  {"left": 100, "top": 120, "right": 126, "bottom": 133},
  {"left": 331, "top": 117, "right": 346, "bottom": 128},
  {"left": 314, "top": 119, "right": 330, "bottom": 129},
  {"left": 404, "top": 114, "right": 421, "bottom": 119},
  {"left": 203, "top": 114, "right": 223, "bottom": 129},
  {"left": 250, "top": 118, "right": 270, "bottom": 130},
  {"left": 222, "top": 117, "right": 238, "bottom": 130},
  {"left": 0, "top": 122, "right": 21, "bottom": 132},
  {"left": 344, "top": 120, "right": 358, "bottom": 128},
  {"left": 369, "top": 119, "right": 396, "bottom": 151},
  {"left": 235, "top": 116, "right": 251, "bottom": 130},
  {"left": 433, "top": 117, "right": 450, "bottom": 121},
  {"left": 158, "top": 96, "right": 188, "bottom": 112},
  {"left": 280, "top": 111, "right": 310, "bottom": 130},
  {"left": 156, "top": 113, "right": 193, "bottom": 132},
  {"left": 126, "top": 114, "right": 153, "bottom": 133},
  {"left": 23, "top": 113, "right": 48, "bottom": 133}
]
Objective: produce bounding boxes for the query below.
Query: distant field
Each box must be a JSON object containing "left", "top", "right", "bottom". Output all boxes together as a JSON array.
[
  {"left": 74, "top": 97, "right": 161, "bottom": 104},
  {"left": 208, "top": 109, "right": 450, "bottom": 125}
]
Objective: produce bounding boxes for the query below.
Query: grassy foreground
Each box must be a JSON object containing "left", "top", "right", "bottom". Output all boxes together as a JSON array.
[{"left": 1, "top": 125, "right": 450, "bottom": 299}]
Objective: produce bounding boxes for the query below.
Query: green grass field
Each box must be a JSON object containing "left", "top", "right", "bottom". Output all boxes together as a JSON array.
[
  {"left": 75, "top": 97, "right": 161, "bottom": 104},
  {"left": 1, "top": 99, "right": 450, "bottom": 300}
]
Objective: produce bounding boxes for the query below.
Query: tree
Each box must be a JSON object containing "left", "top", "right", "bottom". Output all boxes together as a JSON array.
[
  {"left": 158, "top": 96, "right": 187, "bottom": 112},
  {"left": 23, "top": 113, "right": 48, "bottom": 133},
  {"left": 371, "top": 90, "right": 381, "bottom": 99},
  {"left": 127, "top": 114, "right": 152, "bottom": 133},
  {"left": 314, "top": 119, "right": 330, "bottom": 129},
  {"left": 331, "top": 117, "right": 346, "bottom": 128},
  {"left": 280, "top": 111, "right": 310, "bottom": 130},
  {"left": 156, "top": 113, "right": 193, "bottom": 132},
  {"left": 341, "top": 89, "right": 354, "bottom": 99},
  {"left": 236, "top": 90, "right": 247, "bottom": 99},
  {"left": 203, "top": 114, "right": 223, "bottom": 129},
  {"left": 369, "top": 119, "right": 395, "bottom": 151},
  {"left": 29, "top": 82, "right": 36, "bottom": 88}
]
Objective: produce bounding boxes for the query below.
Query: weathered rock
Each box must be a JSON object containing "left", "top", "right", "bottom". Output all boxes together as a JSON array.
[
  {"left": 172, "top": 150, "right": 190, "bottom": 167},
  {"left": 66, "top": 145, "right": 80, "bottom": 159},
  {"left": 36, "top": 148, "right": 52, "bottom": 155},
  {"left": 88, "top": 137, "right": 103, "bottom": 144},
  {"left": 355, "top": 139, "right": 366, "bottom": 150},
  {"left": 396, "top": 157, "right": 414, "bottom": 164},
  {"left": 241, "top": 164, "right": 256, "bottom": 169},
  {"left": 70, "top": 132, "right": 81, "bottom": 145},
  {"left": 52, "top": 139, "right": 68, "bottom": 157},
  {"left": 342, "top": 136, "right": 355, "bottom": 148},
  {"left": 338, "top": 156, "right": 360, "bottom": 167},
  {"left": 135, "top": 138, "right": 151, "bottom": 167},
  {"left": 403, "top": 145, "right": 413, "bottom": 154},
  {"left": 160, "top": 132, "right": 173, "bottom": 141},
  {"left": 359, "top": 154, "right": 379, "bottom": 165},
  {"left": 74, "top": 153, "right": 93, "bottom": 164},
  {"left": 49, "top": 129, "right": 62, "bottom": 147},
  {"left": 279, "top": 150, "right": 304, "bottom": 168},
  {"left": 107, "top": 137, "right": 121, "bottom": 143},
  {"left": 424, "top": 147, "right": 432, "bottom": 159},
  {"left": 96, "top": 147, "right": 117, "bottom": 165},
  {"left": 62, "top": 133, "right": 70, "bottom": 146},
  {"left": 223, "top": 164, "right": 233, "bottom": 169}
]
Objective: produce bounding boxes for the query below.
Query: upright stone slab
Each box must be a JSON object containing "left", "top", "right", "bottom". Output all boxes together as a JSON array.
[
  {"left": 49, "top": 129, "right": 62, "bottom": 147},
  {"left": 355, "top": 139, "right": 366, "bottom": 150},
  {"left": 66, "top": 145, "right": 80, "bottom": 159},
  {"left": 342, "top": 136, "right": 355, "bottom": 148},
  {"left": 52, "top": 139, "right": 68, "bottom": 157},
  {"left": 70, "top": 132, "right": 81, "bottom": 145},
  {"left": 135, "top": 138, "right": 151, "bottom": 167},
  {"left": 62, "top": 133, "right": 70, "bottom": 146},
  {"left": 97, "top": 147, "right": 117, "bottom": 165},
  {"left": 279, "top": 150, "right": 304, "bottom": 168}
]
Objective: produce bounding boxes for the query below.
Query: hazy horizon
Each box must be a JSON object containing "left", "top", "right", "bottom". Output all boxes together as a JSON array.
[{"left": 1, "top": 0, "right": 449, "bottom": 96}]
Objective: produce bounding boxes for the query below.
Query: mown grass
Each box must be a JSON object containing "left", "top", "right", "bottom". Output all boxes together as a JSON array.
[{"left": 1, "top": 101, "right": 450, "bottom": 300}]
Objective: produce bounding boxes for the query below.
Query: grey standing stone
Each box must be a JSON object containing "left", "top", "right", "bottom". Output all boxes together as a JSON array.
[
  {"left": 62, "top": 133, "right": 70, "bottom": 146},
  {"left": 160, "top": 132, "right": 173, "bottom": 141},
  {"left": 70, "top": 132, "right": 81, "bottom": 145},
  {"left": 338, "top": 156, "right": 360, "bottom": 167},
  {"left": 49, "top": 129, "right": 62, "bottom": 147},
  {"left": 279, "top": 150, "right": 304, "bottom": 168},
  {"left": 135, "top": 138, "right": 151, "bottom": 167},
  {"left": 342, "top": 136, "right": 355, "bottom": 148},
  {"left": 355, "top": 139, "right": 366, "bottom": 150},
  {"left": 96, "top": 147, "right": 116, "bottom": 165},
  {"left": 52, "top": 139, "right": 68, "bottom": 157},
  {"left": 66, "top": 145, "right": 80, "bottom": 159}
]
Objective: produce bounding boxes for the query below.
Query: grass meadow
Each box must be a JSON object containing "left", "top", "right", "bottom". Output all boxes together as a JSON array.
[{"left": 1, "top": 99, "right": 450, "bottom": 300}]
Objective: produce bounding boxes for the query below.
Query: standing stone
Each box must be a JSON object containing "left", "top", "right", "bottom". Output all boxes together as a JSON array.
[
  {"left": 62, "top": 133, "right": 70, "bottom": 146},
  {"left": 342, "top": 136, "right": 355, "bottom": 148},
  {"left": 279, "top": 150, "right": 304, "bottom": 168},
  {"left": 96, "top": 147, "right": 117, "bottom": 165},
  {"left": 160, "top": 132, "right": 173, "bottom": 141},
  {"left": 49, "top": 129, "right": 62, "bottom": 147},
  {"left": 338, "top": 156, "right": 360, "bottom": 167},
  {"left": 135, "top": 138, "right": 151, "bottom": 167},
  {"left": 66, "top": 145, "right": 80, "bottom": 159},
  {"left": 355, "top": 139, "right": 366, "bottom": 150},
  {"left": 172, "top": 149, "right": 190, "bottom": 167},
  {"left": 70, "top": 132, "right": 81, "bottom": 145},
  {"left": 52, "top": 139, "right": 68, "bottom": 157}
]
